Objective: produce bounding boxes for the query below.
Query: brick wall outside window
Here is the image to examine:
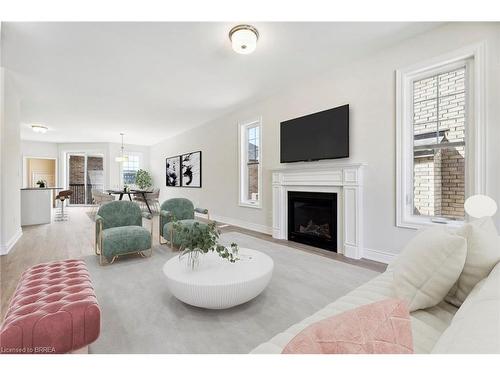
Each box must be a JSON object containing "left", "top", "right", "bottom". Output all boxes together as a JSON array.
[{"left": 412, "top": 67, "right": 466, "bottom": 220}]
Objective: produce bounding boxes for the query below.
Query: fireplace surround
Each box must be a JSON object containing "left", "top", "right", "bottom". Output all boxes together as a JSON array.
[{"left": 272, "top": 163, "right": 364, "bottom": 259}]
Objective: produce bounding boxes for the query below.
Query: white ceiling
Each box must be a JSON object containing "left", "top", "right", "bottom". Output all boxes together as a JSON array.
[{"left": 2, "top": 22, "right": 442, "bottom": 145}]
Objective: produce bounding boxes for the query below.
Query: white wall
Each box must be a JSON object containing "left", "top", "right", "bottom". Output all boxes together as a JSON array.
[
  {"left": 21, "top": 140, "right": 58, "bottom": 159},
  {"left": 1, "top": 69, "right": 22, "bottom": 254},
  {"left": 150, "top": 22, "right": 500, "bottom": 259}
]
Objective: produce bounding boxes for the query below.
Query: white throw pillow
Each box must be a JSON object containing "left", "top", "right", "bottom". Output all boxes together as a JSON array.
[
  {"left": 393, "top": 227, "right": 467, "bottom": 312},
  {"left": 432, "top": 262, "right": 500, "bottom": 354},
  {"left": 445, "top": 217, "right": 500, "bottom": 306}
]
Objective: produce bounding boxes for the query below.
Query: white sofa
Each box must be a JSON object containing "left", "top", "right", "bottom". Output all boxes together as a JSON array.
[{"left": 251, "top": 260, "right": 500, "bottom": 354}]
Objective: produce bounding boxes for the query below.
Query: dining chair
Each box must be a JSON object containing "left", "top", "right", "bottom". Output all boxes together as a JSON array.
[
  {"left": 134, "top": 188, "right": 160, "bottom": 214},
  {"left": 91, "top": 189, "right": 115, "bottom": 215}
]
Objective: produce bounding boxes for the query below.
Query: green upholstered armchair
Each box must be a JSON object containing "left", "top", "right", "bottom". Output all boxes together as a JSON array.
[
  {"left": 95, "top": 200, "right": 153, "bottom": 265},
  {"left": 159, "top": 198, "right": 209, "bottom": 248}
]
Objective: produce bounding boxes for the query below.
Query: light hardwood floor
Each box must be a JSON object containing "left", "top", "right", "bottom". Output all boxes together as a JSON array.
[{"left": 1, "top": 206, "right": 386, "bottom": 319}]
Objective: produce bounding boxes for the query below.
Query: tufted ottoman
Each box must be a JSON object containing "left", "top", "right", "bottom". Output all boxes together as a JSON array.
[{"left": 0, "top": 259, "right": 100, "bottom": 354}]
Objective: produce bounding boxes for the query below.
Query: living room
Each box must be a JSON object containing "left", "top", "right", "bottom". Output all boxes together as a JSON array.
[{"left": 1, "top": 0, "right": 499, "bottom": 373}]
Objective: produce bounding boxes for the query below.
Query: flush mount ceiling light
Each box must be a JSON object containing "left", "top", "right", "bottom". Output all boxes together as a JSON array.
[
  {"left": 229, "top": 24, "right": 259, "bottom": 54},
  {"left": 115, "top": 133, "right": 129, "bottom": 162},
  {"left": 31, "top": 124, "right": 48, "bottom": 134}
]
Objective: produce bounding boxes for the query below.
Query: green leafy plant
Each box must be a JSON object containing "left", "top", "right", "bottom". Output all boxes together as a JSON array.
[
  {"left": 172, "top": 219, "right": 239, "bottom": 269},
  {"left": 36, "top": 179, "right": 46, "bottom": 188},
  {"left": 135, "top": 169, "right": 153, "bottom": 190}
]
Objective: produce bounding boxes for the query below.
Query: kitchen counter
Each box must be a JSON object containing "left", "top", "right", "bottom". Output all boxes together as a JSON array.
[
  {"left": 21, "top": 187, "right": 63, "bottom": 190},
  {"left": 21, "top": 187, "right": 63, "bottom": 225}
]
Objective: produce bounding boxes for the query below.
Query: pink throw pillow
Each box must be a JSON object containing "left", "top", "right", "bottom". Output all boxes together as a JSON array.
[{"left": 282, "top": 299, "right": 413, "bottom": 354}]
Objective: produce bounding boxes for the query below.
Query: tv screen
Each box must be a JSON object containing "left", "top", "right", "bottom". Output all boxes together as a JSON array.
[{"left": 280, "top": 104, "right": 349, "bottom": 163}]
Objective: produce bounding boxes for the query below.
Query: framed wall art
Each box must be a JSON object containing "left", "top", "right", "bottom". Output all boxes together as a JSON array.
[
  {"left": 180, "top": 151, "right": 202, "bottom": 188},
  {"left": 165, "top": 155, "right": 181, "bottom": 187}
]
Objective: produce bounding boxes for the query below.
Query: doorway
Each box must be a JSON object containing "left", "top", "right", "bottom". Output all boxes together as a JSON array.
[
  {"left": 24, "top": 157, "right": 57, "bottom": 188},
  {"left": 67, "top": 153, "right": 105, "bottom": 205}
]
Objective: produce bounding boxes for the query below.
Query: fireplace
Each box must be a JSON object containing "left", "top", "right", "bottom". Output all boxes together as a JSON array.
[{"left": 287, "top": 191, "right": 337, "bottom": 251}]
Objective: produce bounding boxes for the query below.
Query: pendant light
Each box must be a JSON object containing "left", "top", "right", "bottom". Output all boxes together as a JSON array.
[{"left": 115, "top": 133, "right": 129, "bottom": 162}]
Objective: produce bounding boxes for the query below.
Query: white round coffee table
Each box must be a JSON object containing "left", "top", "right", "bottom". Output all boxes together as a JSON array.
[{"left": 163, "top": 248, "right": 274, "bottom": 309}]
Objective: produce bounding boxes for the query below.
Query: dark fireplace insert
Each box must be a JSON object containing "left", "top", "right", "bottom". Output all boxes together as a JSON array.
[{"left": 288, "top": 191, "right": 337, "bottom": 251}]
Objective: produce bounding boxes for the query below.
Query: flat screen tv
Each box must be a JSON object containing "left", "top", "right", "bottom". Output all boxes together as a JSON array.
[{"left": 280, "top": 104, "right": 349, "bottom": 163}]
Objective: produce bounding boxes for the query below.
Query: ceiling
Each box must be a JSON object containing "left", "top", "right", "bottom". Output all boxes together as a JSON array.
[{"left": 2, "top": 22, "right": 442, "bottom": 145}]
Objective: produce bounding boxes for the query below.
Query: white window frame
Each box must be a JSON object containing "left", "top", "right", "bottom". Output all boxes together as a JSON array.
[
  {"left": 396, "top": 43, "right": 486, "bottom": 229},
  {"left": 121, "top": 152, "right": 142, "bottom": 186},
  {"left": 238, "top": 117, "right": 262, "bottom": 209}
]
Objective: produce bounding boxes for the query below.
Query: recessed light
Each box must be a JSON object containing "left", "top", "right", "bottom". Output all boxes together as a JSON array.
[
  {"left": 31, "top": 125, "right": 48, "bottom": 134},
  {"left": 229, "top": 24, "right": 259, "bottom": 55}
]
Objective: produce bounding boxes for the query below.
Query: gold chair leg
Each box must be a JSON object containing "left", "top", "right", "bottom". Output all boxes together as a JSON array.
[
  {"left": 139, "top": 249, "right": 153, "bottom": 258},
  {"left": 159, "top": 232, "right": 168, "bottom": 245},
  {"left": 158, "top": 219, "right": 167, "bottom": 245}
]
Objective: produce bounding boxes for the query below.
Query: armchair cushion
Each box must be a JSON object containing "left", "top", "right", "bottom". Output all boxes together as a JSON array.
[{"left": 101, "top": 226, "right": 151, "bottom": 259}]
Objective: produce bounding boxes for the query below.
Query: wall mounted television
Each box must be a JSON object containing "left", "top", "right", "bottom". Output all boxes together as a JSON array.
[{"left": 280, "top": 104, "right": 349, "bottom": 163}]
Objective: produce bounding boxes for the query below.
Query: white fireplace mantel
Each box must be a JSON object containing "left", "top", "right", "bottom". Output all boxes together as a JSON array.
[{"left": 272, "top": 163, "right": 365, "bottom": 259}]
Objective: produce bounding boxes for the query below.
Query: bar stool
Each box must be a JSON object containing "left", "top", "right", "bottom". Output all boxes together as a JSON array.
[{"left": 54, "top": 190, "right": 73, "bottom": 221}]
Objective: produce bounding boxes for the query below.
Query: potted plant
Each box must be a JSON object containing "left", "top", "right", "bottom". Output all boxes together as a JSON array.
[
  {"left": 172, "top": 220, "right": 239, "bottom": 269},
  {"left": 36, "top": 179, "right": 46, "bottom": 188},
  {"left": 135, "top": 169, "right": 153, "bottom": 190}
]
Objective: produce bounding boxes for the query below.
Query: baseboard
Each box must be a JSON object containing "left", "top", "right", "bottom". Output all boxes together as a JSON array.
[
  {"left": 210, "top": 214, "right": 273, "bottom": 235},
  {"left": 363, "top": 247, "right": 396, "bottom": 264},
  {"left": 202, "top": 214, "right": 396, "bottom": 264},
  {"left": 0, "top": 227, "right": 23, "bottom": 256}
]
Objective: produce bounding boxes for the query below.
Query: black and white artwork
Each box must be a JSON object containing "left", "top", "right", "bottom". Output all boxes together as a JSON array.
[
  {"left": 165, "top": 156, "right": 181, "bottom": 187},
  {"left": 181, "top": 151, "right": 202, "bottom": 188}
]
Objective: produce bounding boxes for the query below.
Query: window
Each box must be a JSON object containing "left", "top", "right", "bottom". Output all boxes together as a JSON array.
[
  {"left": 122, "top": 153, "right": 141, "bottom": 185},
  {"left": 239, "top": 118, "right": 262, "bottom": 208},
  {"left": 396, "top": 44, "right": 486, "bottom": 229},
  {"left": 412, "top": 66, "right": 467, "bottom": 220}
]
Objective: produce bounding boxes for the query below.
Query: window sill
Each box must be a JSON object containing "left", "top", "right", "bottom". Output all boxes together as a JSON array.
[
  {"left": 239, "top": 201, "right": 262, "bottom": 209},
  {"left": 397, "top": 216, "right": 464, "bottom": 230}
]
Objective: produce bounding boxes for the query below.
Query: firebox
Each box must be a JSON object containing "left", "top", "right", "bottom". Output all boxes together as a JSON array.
[{"left": 287, "top": 191, "right": 337, "bottom": 251}]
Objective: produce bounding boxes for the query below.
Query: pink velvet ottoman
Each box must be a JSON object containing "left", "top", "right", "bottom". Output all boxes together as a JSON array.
[{"left": 1, "top": 259, "right": 100, "bottom": 354}]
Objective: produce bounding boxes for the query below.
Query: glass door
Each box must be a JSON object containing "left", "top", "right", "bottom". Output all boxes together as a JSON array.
[
  {"left": 86, "top": 154, "right": 105, "bottom": 204},
  {"left": 67, "top": 153, "right": 104, "bottom": 205}
]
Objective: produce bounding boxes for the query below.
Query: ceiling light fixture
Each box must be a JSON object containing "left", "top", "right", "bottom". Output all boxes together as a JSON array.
[
  {"left": 229, "top": 24, "right": 259, "bottom": 55},
  {"left": 31, "top": 124, "right": 48, "bottom": 134},
  {"left": 115, "top": 133, "right": 129, "bottom": 163}
]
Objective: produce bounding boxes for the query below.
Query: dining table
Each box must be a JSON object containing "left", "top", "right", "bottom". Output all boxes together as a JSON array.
[{"left": 106, "top": 189, "right": 154, "bottom": 214}]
